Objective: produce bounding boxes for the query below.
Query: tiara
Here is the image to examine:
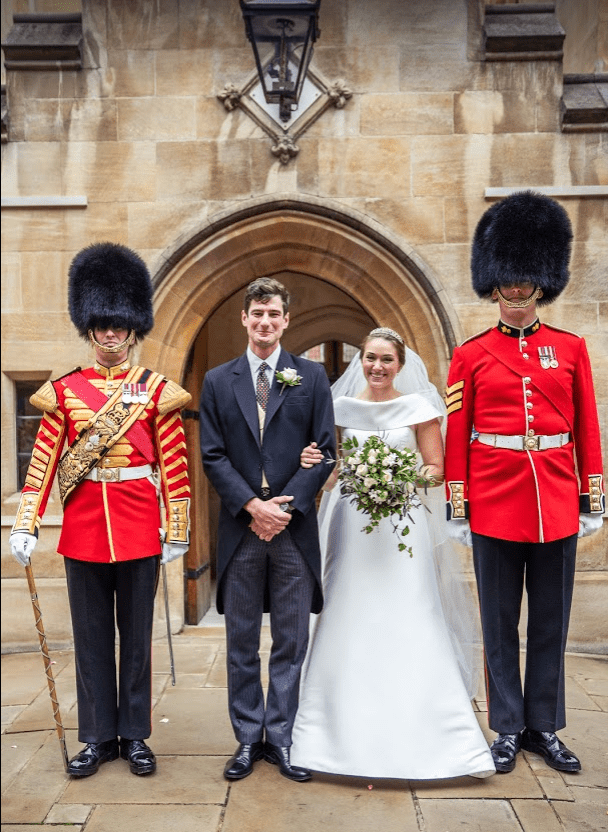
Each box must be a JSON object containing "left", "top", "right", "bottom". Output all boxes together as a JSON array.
[{"left": 368, "top": 327, "right": 404, "bottom": 345}]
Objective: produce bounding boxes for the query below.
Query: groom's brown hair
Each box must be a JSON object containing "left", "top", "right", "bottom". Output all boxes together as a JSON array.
[{"left": 243, "top": 277, "right": 290, "bottom": 315}]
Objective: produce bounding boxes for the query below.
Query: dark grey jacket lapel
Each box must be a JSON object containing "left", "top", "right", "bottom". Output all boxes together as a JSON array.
[{"left": 232, "top": 353, "right": 261, "bottom": 447}]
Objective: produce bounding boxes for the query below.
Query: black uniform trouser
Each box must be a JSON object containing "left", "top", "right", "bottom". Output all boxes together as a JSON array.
[
  {"left": 64, "top": 555, "right": 159, "bottom": 744},
  {"left": 472, "top": 533, "right": 577, "bottom": 734},
  {"left": 223, "top": 528, "right": 315, "bottom": 747}
]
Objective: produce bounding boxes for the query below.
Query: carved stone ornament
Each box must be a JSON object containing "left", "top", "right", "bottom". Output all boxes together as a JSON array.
[
  {"left": 327, "top": 79, "right": 352, "bottom": 110},
  {"left": 217, "top": 65, "right": 352, "bottom": 165},
  {"left": 217, "top": 83, "right": 242, "bottom": 112},
  {"left": 271, "top": 136, "right": 299, "bottom": 165}
]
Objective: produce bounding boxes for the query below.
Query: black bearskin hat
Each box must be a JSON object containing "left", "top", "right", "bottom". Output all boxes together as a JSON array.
[
  {"left": 68, "top": 242, "right": 154, "bottom": 340},
  {"left": 471, "top": 191, "right": 572, "bottom": 305}
]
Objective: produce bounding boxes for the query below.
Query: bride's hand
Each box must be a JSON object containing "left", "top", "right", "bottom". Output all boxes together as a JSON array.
[
  {"left": 418, "top": 464, "right": 445, "bottom": 487},
  {"left": 416, "top": 420, "right": 444, "bottom": 487},
  {"left": 300, "top": 441, "right": 325, "bottom": 468}
]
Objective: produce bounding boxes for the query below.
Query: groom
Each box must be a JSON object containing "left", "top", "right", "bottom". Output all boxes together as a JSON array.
[{"left": 199, "top": 277, "right": 335, "bottom": 782}]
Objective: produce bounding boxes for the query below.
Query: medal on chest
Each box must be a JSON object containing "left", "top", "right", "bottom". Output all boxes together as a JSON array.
[
  {"left": 122, "top": 382, "right": 149, "bottom": 404},
  {"left": 538, "top": 346, "right": 558, "bottom": 369}
]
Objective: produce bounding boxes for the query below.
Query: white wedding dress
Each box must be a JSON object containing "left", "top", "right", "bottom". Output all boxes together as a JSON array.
[{"left": 291, "top": 395, "right": 495, "bottom": 780}]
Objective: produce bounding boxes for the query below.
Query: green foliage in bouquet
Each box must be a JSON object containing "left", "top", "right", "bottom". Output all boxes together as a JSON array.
[{"left": 339, "top": 434, "right": 430, "bottom": 556}]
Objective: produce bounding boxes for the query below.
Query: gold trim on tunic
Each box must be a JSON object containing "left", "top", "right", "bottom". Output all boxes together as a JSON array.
[
  {"left": 168, "top": 499, "right": 190, "bottom": 544},
  {"left": 157, "top": 380, "right": 191, "bottom": 415},
  {"left": 57, "top": 367, "right": 150, "bottom": 504}
]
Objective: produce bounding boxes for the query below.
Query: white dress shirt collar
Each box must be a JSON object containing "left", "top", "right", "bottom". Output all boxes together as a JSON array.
[{"left": 246, "top": 344, "right": 282, "bottom": 382}]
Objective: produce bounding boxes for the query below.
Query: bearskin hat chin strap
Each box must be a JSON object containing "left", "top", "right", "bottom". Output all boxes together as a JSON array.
[
  {"left": 493, "top": 287, "right": 543, "bottom": 308},
  {"left": 88, "top": 329, "right": 135, "bottom": 354}
]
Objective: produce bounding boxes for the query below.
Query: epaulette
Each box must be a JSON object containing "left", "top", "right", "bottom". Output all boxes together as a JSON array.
[
  {"left": 540, "top": 322, "right": 582, "bottom": 339},
  {"left": 460, "top": 327, "right": 493, "bottom": 346},
  {"left": 157, "top": 379, "right": 192, "bottom": 415},
  {"left": 29, "top": 380, "right": 58, "bottom": 413}
]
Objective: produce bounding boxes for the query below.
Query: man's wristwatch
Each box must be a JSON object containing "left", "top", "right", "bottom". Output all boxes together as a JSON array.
[{"left": 279, "top": 503, "right": 293, "bottom": 513}]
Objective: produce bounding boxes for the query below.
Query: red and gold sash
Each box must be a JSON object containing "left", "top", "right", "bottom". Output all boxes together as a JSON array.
[{"left": 56, "top": 367, "right": 163, "bottom": 504}]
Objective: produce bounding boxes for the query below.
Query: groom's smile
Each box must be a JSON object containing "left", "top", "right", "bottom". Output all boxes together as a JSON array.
[{"left": 242, "top": 295, "right": 290, "bottom": 358}]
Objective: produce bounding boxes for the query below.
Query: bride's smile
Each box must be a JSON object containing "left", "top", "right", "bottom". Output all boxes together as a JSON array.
[{"left": 361, "top": 337, "right": 401, "bottom": 398}]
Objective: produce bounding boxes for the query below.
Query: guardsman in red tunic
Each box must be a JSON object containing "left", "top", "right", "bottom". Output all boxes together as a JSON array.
[
  {"left": 9, "top": 243, "right": 191, "bottom": 778},
  {"left": 445, "top": 192, "right": 604, "bottom": 774}
]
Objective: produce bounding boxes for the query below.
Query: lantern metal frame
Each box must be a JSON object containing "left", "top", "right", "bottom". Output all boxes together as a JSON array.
[{"left": 240, "top": 0, "right": 321, "bottom": 123}]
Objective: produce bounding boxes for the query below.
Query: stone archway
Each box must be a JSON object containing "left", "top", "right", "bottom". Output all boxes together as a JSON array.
[
  {"left": 143, "top": 196, "right": 460, "bottom": 387},
  {"left": 140, "top": 196, "right": 461, "bottom": 625}
]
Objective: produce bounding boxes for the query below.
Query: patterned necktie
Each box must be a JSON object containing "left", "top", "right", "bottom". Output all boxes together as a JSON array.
[{"left": 256, "top": 362, "right": 270, "bottom": 410}]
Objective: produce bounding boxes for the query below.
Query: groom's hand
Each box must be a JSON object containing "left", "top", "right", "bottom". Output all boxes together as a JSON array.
[{"left": 246, "top": 496, "right": 294, "bottom": 542}]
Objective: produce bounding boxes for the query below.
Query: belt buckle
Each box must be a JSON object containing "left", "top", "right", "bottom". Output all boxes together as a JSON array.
[
  {"left": 525, "top": 436, "right": 540, "bottom": 451},
  {"left": 100, "top": 468, "right": 120, "bottom": 482}
]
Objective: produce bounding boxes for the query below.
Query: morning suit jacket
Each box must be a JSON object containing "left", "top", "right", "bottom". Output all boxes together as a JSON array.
[{"left": 199, "top": 348, "right": 336, "bottom": 614}]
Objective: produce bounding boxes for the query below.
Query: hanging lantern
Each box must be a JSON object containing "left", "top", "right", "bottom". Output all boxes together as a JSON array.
[{"left": 240, "top": 0, "right": 321, "bottom": 122}]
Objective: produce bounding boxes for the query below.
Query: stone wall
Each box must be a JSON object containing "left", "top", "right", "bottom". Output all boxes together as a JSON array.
[{"left": 1, "top": 0, "right": 606, "bottom": 651}]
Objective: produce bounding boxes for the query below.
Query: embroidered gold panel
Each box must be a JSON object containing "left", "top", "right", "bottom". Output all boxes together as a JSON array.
[{"left": 168, "top": 499, "right": 190, "bottom": 544}]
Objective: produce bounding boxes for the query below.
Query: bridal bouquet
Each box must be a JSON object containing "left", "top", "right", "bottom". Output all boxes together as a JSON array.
[{"left": 339, "top": 434, "right": 428, "bottom": 556}]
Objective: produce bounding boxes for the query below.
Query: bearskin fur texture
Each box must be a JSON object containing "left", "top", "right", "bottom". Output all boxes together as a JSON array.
[
  {"left": 68, "top": 242, "right": 154, "bottom": 339},
  {"left": 471, "top": 191, "right": 572, "bottom": 305}
]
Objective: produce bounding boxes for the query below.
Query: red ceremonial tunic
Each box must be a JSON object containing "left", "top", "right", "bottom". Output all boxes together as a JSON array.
[
  {"left": 444, "top": 321, "right": 604, "bottom": 543},
  {"left": 12, "top": 362, "right": 191, "bottom": 562}
]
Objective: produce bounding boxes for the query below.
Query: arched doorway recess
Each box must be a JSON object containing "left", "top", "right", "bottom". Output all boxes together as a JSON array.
[{"left": 139, "top": 197, "right": 460, "bottom": 625}]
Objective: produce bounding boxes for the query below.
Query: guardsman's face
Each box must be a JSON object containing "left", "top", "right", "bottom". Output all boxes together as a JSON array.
[
  {"left": 93, "top": 327, "right": 131, "bottom": 366},
  {"left": 94, "top": 327, "right": 129, "bottom": 348},
  {"left": 497, "top": 281, "right": 536, "bottom": 302}
]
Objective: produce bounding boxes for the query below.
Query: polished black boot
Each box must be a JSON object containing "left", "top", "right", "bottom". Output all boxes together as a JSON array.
[
  {"left": 224, "top": 741, "right": 264, "bottom": 780},
  {"left": 521, "top": 729, "right": 581, "bottom": 772},
  {"left": 67, "top": 739, "right": 119, "bottom": 777},
  {"left": 119, "top": 739, "right": 157, "bottom": 776},
  {"left": 490, "top": 732, "right": 522, "bottom": 773},
  {"left": 263, "top": 743, "right": 312, "bottom": 782}
]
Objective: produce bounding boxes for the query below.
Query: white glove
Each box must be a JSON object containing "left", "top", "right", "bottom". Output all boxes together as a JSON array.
[
  {"left": 161, "top": 542, "right": 189, "bottom": 565},
  {"left": 10, "top": 532, "right": 37, "bottom": 566},
  {"left": 446, "top": 519, "right": 472, "bottom": 547},
  {"left": 578, "top": 513, "right": 603, "bottom": 539}
]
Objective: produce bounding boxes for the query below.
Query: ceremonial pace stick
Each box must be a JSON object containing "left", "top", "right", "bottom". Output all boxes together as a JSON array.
[
  {"left": 162, "top": 562, "right": 176, "bottom": 686},
  {"left": 24, "top": 563, "right": 70, "bottom": 771},
  {"left": 156, "top": 474, "right": 177, "bottom": 686}
]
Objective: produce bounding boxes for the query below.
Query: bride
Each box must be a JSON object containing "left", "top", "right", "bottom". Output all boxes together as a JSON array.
[{"left": 290, "top": 328, "right": 495, "bottom": 780}]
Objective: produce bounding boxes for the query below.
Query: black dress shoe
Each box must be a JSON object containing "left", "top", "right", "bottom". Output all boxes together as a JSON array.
[
  {"left": 490, "top": 732, "right": 522, "bottom": 773},
  {"left": 521, "top": 729, "right": 581, "bottom": 772},
  {"left": 263, "top": 743, "right": 312, "bottom": 782},
  {"left": 67, "top": 739, "right": 119, "bottom": 777},
  {"left": 119, "top": 739, "right": 157, "bottom": 776},
  {"left": 224, "top": 741, "right": 264, "bottom": 780}
]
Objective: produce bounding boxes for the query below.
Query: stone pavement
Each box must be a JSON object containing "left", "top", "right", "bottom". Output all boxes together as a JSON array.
[{"left": 2, "top": 626, "right": 607, "bottom": 832}]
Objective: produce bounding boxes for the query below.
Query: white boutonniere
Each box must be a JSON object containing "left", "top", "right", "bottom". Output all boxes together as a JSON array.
[{"left": 276, "top": 367, "right": 302, "bottom": 395}]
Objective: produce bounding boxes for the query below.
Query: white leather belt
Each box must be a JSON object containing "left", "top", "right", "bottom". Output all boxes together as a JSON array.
[
  {"left": 477, "top": 433, "right": 570, "bottom": 452},
  {"left": 85, "top": 464, "right": 154, "bottom": 483}
]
